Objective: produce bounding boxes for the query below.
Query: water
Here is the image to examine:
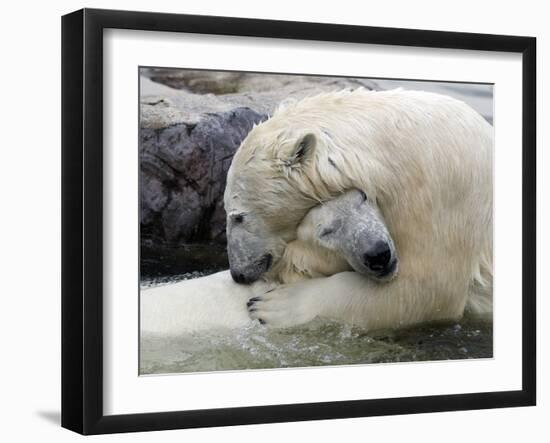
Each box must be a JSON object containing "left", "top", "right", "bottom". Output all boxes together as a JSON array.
[{"left": 140, "top": 272, "right": 492, "bottom": 375}]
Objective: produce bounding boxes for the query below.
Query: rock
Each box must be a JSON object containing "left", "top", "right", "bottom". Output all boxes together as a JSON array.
[
  {"left": 140, "top": 104, "right": 265, "bottom": 243},
  {"left": 139, "top": 70, "right": 378, "bottom": 246}
]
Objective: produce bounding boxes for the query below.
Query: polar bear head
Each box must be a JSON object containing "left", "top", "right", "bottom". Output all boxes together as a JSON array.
[{"left": 273, "top": 189, "right": 398, "bottom": 284}]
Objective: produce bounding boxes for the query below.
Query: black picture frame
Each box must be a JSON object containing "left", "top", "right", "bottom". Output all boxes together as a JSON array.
[{"left": 61, "top": 8, "right": 537, "bottom": 435}]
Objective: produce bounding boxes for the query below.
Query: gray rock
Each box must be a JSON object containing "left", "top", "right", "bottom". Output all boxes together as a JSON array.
[
  {"left": 139, "top": 70, "right": 378, "bottom": 245},
  {"left": 140, "top": 105, "right": 265, "bottom": 243}
]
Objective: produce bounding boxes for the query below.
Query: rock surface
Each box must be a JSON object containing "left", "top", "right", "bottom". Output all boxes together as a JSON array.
[{"left": 139, "top": 69, "right": 379, "bottom": 245}]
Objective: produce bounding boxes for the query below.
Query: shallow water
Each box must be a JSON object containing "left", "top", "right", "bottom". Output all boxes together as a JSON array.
[{"left": 140, "top": 272, "right": 492, "bottom": 375}]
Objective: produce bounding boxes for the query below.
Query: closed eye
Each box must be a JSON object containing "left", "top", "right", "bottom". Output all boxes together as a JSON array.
[
  {"left": 320, "top": 228, "right": 334, "bottom": 237},
  {"left": 233, "top": 213, "right": 245, "bottom": 224}
]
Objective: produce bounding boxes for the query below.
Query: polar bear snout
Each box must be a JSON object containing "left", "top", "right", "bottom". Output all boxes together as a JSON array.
[
  {"left": 377, "top": 257, "right": 398, "bottom": 278},
  {"left": 230, "top": 253, "right": 273, "bottom": 284},
  {"left": 363, "top": 241, "right": 392, "bottom": 273},
  {"left": 226, "top": 209, "right": 280, "bottom": 284},
  {"left": 349, "top": 233, "right": 398, "bottom": 282},
  {"left": 230, "top": 270, "right": 248, "bottom": 284}
]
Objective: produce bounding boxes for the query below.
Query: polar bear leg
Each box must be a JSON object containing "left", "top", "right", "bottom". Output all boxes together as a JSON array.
[
  {"left": 247, "top": 272, "right": 465, "bottom": 330},
  {"left": 248, "top": 272, "right": 365, "bottom": 328},
  {"left": 141, "top": 270, "right": 275, "bottom": 335}
]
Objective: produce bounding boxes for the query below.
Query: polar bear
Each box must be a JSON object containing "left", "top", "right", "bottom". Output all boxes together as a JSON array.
[
  {"left": 225, "top": 88, "right": 493, "bottom": 330},
  {"left": 141, "top": 190, "right": 395, "bottom": 335}
]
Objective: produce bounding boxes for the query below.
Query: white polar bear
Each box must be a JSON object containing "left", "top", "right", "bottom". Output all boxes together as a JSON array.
[
  {"left": 225, "top": 88, "right": 493, "bottom": 330},
  {"left": 141, "top": 190, "right": 395, "bottom": 335}
]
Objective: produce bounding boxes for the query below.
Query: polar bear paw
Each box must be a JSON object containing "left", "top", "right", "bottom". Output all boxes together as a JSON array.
[{"left": 246, "top": 284, "right": 319, "bottom": 328}]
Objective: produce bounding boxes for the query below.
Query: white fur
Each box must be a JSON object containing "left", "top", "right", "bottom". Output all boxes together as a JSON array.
[
  {"left": 141, "top": 270, "right": 264, "bottom": 335},
  {"left": 226, "top": 89, "right": 493, "bottom": 329}
]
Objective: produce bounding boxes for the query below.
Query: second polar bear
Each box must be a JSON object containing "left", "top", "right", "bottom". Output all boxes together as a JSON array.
[{"left": 225, "top": 88, "right": 493, "bottom": 330}]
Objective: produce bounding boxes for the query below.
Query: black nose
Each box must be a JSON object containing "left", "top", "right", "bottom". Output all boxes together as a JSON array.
[
  {"left": 363, "top": 241, "right": 391, "bottom": 271},
  {"left": 231, "top": 269, "right": 252, "bottom": 284},
  {"left": 230, "top": 254, "right": 273, "bottom": 284}
]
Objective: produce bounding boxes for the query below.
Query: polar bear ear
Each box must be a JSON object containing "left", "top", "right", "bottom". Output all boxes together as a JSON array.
[{"left": 287, "top": 133, "right": 316, "bottom": 165}]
